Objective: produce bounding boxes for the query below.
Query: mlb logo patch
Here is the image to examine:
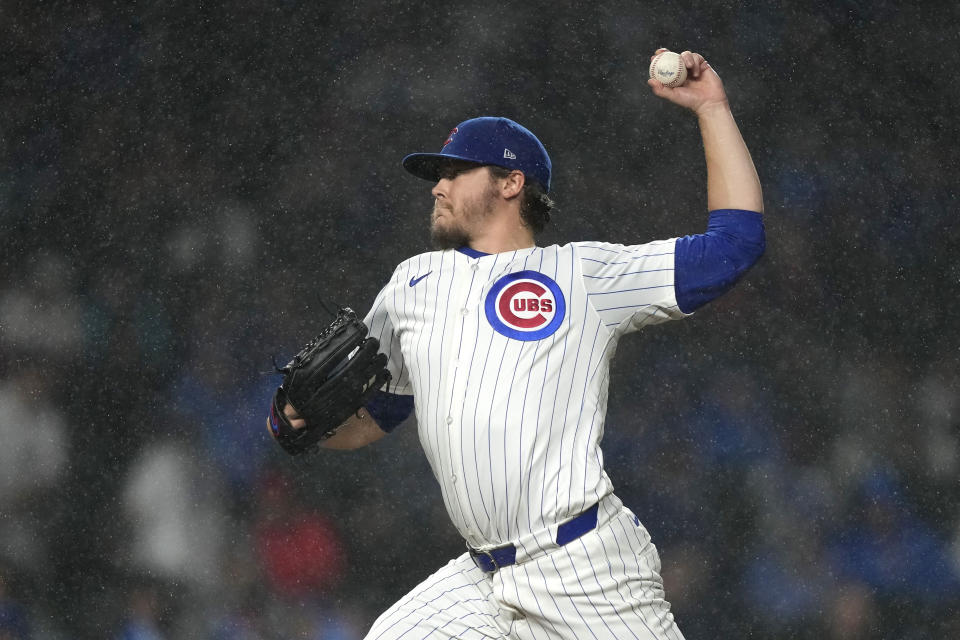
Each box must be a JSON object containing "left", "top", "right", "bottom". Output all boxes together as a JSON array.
[{"left": 485, "top": 270, "right": 566, "bottom": 341}]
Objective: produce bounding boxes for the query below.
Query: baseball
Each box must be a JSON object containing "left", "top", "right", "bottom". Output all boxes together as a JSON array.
[{"left": 649, "top": 50, "right": 688, "bottom": 88}]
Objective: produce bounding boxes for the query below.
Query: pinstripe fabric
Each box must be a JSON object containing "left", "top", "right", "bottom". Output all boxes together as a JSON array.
[
  {"left": 366, "top": 554, "right": 507, "bottom": 640},
  {"left": 363, "top": 241, "right": 685, "bottom": 551},
  {"left": 364, "top": 505, "right": 684, "bottom": 640},
  {"left": 362, "top": 239, "right": 687, "bottom": 639}
]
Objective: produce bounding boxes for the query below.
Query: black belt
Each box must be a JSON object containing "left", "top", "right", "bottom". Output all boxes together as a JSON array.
[{"left": 468, "top": 503, "right": 600, "bottom": 573}]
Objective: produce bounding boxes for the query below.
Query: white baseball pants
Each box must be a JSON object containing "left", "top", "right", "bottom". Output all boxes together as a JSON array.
[{"left": 364, "top": 499, "right": 685, "bottom": 640}]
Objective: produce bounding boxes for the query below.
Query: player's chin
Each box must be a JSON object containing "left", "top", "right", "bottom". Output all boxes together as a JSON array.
[
  {"left": 430, "top": 212, "right": 455, "bottom": 234},
  {"left": 430, "top": 221, "right": 469, "bottom": 250}
]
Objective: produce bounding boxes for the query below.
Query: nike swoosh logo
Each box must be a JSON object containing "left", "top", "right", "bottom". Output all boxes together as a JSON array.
[{"left": 409, "top": 272, "right": 432, "bottom": 287}]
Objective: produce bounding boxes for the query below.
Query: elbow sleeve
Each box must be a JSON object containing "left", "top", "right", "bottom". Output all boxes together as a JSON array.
[
  {"left": 674, "top": 209, "right": 765, "bottom": 314},
  {"left": 364, "top": 389, "right": 415, "bottom": 433}
]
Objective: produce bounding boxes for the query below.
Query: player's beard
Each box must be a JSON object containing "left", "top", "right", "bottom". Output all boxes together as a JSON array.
[{"left": 430, "top": 182, "right": 498, "bottom": 250}]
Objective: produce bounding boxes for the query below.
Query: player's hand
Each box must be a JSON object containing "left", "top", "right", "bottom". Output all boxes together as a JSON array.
[
  {"left": 266, "top": 402, "right": 308, "bottom": 432},
  {"left": 647, "top": 49, "right": 728, "bottom": 116},
  {"left": 283, "top": 403, "right": 307, "bottom": 430}
]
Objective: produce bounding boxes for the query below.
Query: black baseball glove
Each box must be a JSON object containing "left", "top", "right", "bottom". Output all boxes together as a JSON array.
[{"left": 267, "top": 307, "right": 391, "bottom": 455}]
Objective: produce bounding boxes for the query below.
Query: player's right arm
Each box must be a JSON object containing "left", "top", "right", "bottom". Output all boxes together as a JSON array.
[
  {"left": 314, "top": 263, "right": 415, "bottom": 450},
  {"left": 278, "top": 405, "right": 387, "bottom": 450},
  {"left": 269, "top": 263, "right": 415, "bottom": 451}
]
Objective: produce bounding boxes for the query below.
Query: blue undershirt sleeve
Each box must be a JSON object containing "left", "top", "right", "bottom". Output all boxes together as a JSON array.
[
  {"left": 364, "top": 389, "right": 415, "bottom": 433},
  {"left": 674, "top": 209, "right": 765, "bottom": 314}
]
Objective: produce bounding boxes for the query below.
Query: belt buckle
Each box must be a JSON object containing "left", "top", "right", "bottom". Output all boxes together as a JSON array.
[{"left": 469, "top": 546, "right": 499, "bottom": 574}]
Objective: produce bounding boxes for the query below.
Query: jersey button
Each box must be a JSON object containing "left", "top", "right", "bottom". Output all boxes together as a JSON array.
[
  {"left": 471, "top": 263, "right": 479, "bottom": 271},
  {"left": 460, "top": 308, "right": 468, "bottom": 315},
  {"left": 450, "top": 474, "right": 457, "bottom": 483},
  {"left": 446, "top": 416, "right": 453, "bottom": 425}
]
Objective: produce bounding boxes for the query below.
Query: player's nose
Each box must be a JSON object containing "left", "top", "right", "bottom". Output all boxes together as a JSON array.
[{"left": 431, "top": 180, "right": 448, "bottom": 199}]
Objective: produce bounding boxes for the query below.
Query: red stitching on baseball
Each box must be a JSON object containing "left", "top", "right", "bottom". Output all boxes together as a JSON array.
[{"left": 650, "top": 51, "right": 685, "bottom": 88}]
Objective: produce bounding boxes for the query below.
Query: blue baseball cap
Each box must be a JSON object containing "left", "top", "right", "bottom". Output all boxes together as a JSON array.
[{"left": 402, "top": 116, "right": 552, "bottom": 192}]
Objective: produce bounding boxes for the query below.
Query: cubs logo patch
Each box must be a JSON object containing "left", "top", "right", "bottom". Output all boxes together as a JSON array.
[
  {"left": 484, "top": 270, "right": 565, "bottom": 341},
  {"left": 443, "top": 127, "right": 458, "bottom": 147}
]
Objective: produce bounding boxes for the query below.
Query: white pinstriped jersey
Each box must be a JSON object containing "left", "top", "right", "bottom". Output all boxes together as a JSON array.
[{"left": 363, "top": 239, "right": 686, "bottom": 550}]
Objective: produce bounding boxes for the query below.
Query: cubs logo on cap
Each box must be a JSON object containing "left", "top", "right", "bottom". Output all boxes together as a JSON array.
[{"left": 485, "top": 271, "right": 565, "bottom": 341}]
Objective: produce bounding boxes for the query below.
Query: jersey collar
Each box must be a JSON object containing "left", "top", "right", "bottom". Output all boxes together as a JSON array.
[
  {"left": 456, "top": 245, "right": 539, "bottom": 259},
  {"left": 456, "top": 246, "right": 489, "bottom": 259}
]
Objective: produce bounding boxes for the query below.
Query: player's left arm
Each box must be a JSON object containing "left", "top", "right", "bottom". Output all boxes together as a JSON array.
[
  {"left": 648, "top": 49, "right": 763, "bottom": 213},
  {"left": 648, "top": 49, "right": 765, "bottom": 313}
]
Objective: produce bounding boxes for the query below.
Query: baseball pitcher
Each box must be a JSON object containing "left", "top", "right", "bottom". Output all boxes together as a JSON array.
[{"left": 268, "top": 49, "right": 765, "bottom": 639}]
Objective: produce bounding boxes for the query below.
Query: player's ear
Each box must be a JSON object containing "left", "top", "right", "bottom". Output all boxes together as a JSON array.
[{"left": 501, "top": 170, "right": 525, "bottom": 199}]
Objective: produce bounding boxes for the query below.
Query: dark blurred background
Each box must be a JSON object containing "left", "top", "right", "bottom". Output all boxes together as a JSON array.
[{"left": 2, "top": 1, "right": 959, "bottom": 638}]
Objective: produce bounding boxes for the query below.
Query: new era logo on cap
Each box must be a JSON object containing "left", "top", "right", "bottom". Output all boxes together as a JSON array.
[{"left": 401, "top": 116, "right": 553, "bottom": 192}]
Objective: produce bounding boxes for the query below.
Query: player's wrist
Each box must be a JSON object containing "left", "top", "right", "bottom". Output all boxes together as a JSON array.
[{"left": 694, "top": 99, "right": 732, "bottom": 119}]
